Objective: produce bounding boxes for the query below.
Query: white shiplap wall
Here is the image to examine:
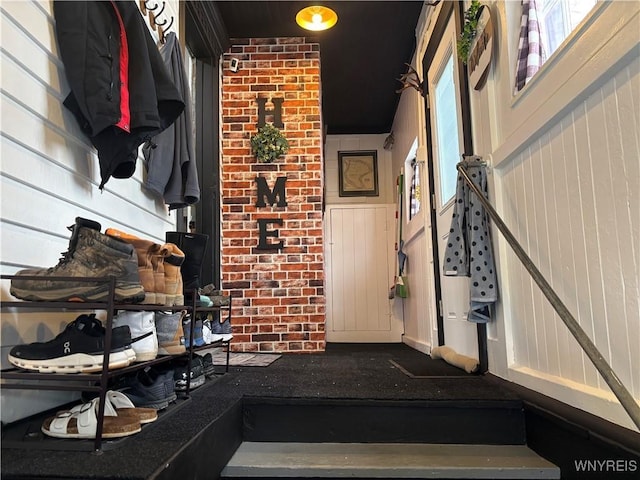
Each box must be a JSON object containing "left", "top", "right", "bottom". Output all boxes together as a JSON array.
[
  {"left": 498, "top": 57, "right": 640, "bottom": 402},
  {"left": 488, "top": 2, "right": 640, "bottom": 430},
  {"left": 1, "top": 0, "right": 180, "bottom": 423}
]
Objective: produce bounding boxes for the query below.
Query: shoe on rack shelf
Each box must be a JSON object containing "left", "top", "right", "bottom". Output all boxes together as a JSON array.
[
  {"left": 64, "top": 390, "right": 157, "bottom": 424},
  {"left": 199, "top": 283, "right": 218, "bottom": 297},
  {"left": 155, "top": 310, "right": 187, "bottom": 355},
  {"left": 42, "top": 397, "right": 141, "bottom": 439},
  {"left": 8, "top": 314, "right": 136, "bottom": 373},
  {"left": 165, "top": 232, "right": 209, "bottom": 291},
  {"left": 183, "top": 315, "right": 205, "bottom": 348},
  {"left": 10, "top": 217, "right": 145, "bottom": 303},
  {"left": 202, "top": 316, "right": 214, "bottom": 344},
  {"left": 112, "top": 366, "right": 178, "bottom": 410},
  {"left": 184, "top": 291, "right": 214, "bottom": 308},
  {"left": 105, "top": 228, "right": 167, "bottom": 305},
  {"left": 211, "top": 317, "right": 234, "bottom": 342},
  {"left": 163, "top": 243, "right": 185, "bottom": 306},
  {"left": 154, "top": 365, "right": 177, "bottom": 402},
  {"left": 113, "top": 310, "right": 158, "bottom": 362},
  {"left": 173, "top": 356, "right": 205, "bottom": 392},
  {"left": 199, "top": 284, "right": 231, "bottom": 306},
  {"left": 194, "top": 352, "right": 216, "bottom": 379}
]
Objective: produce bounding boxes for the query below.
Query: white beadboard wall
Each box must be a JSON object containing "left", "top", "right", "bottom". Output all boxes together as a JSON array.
[
  {"left": 488, "top": 1, "right": 640, "bottom": 430},
  {"left": 0, "top": 0, "right": 180, "bottom": 423},
  {"left": 497, "top": 57, "right": 640, "bottom": 423}
]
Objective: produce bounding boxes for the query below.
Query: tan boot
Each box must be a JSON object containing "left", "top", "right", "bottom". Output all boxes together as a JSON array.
[
  {"left": 105, "top": 228, "right": 158, "bottom": 304},
  {"left": 150, "top": 244, "right": 166, "bottom": 306},
  {"left": 162, "top": 243, "right": 185, "bottom": 306}
]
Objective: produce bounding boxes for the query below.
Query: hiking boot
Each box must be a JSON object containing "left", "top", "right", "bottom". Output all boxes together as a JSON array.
[
  {"left": 105, "top": 228, "right": 165, "bottom": 305},
  {"left": 8, "top": 314, "right": 135, "bottom": 373},
  {"left": 173, "top": 356, "right": 205, "bottom": 392},
  {"left": 10, "top": 218, "right": 145, "bottom": 303},
  {"left": 162, "top": 243, "right": 184, "bottom": 306},
  {"left": 155, "top": 310, "right": 187, "bottom": 355},
  {"left": 151, "top": 245, "right": 167, "bottom": 306},
  {"left": 113, "top": 310, "right": 158, "bottom": 362}
]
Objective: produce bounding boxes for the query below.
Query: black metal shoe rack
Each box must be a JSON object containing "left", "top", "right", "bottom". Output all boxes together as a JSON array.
[{"left": 0, "top": 274, "right": 233, "bottom": 452}]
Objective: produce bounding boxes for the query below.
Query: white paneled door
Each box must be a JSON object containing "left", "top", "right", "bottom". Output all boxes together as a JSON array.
[{"left": 325, "top": 205, "right": 402, "bottom": 342}]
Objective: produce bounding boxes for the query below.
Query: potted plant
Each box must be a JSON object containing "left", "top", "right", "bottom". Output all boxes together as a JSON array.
[
  {"left": 457, "top": 0, "right": 483, "bottom": 65},
  {"left": 250, "top": 124, "right": 289, "bottom": 163}
]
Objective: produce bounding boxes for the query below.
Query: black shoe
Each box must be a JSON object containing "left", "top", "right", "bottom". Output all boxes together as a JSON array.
[
  {"left": 165, "top": 232, "right": 209, "bottom": 290},
  {"left": 112, "top": 366, "right": 178, "bottom": 410},
  {"left": 194, "top": 352, "right": 216, "bottom": 378},
  {"left": 173, "top": 356, "right": 205, "bottom": 391},
  {"left": 8, "top": 314, "right": 135, "bottom": 373}
]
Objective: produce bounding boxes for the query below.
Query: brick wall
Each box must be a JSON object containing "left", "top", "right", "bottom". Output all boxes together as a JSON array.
[{"left": 220, "top": 38, "right": 325, "bottom": 353}]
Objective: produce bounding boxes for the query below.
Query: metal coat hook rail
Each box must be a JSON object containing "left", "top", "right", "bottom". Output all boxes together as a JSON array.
[{"left": 139, "top": 0, "right": 174, "bottom": 43}]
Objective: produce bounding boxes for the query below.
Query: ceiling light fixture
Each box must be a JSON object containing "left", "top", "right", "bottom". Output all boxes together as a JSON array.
[{"left": 296, "top": 5, "right": 338, "bottom": 31}]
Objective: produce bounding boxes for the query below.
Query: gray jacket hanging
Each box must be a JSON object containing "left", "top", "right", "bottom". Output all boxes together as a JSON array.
[
  {"left": 443, "top": 161, "right": 497, "bottom": 323},
  {"left": 142, "top": 31, "right": 199, "bottom": 209}
]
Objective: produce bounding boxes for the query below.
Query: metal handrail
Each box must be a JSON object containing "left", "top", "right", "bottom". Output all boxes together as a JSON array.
[{"left": 457, "top": 161, "right": 640, "bottom": 430}]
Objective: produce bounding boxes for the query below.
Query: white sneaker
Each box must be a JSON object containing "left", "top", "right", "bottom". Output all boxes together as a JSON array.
[{"left": 113, "top": 311, "right": 158, "bottom": 361}]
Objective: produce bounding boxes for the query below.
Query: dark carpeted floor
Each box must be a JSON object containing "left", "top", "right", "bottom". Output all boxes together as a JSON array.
[{"left": 1, "top": 343, "right": 521, "bottom": 480}]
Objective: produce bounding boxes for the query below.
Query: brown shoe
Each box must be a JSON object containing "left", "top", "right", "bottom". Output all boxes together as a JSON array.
[
  {"left": 105, "top": 228, "right": 160, "bottom": 304},
  {"left": 163, "top": 243, "right": 185, "bottom": 306}
]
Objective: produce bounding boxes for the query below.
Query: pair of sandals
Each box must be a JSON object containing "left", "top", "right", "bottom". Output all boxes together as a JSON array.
[{"left": 42, "top": 390, "right": 157, "bottom": 439}]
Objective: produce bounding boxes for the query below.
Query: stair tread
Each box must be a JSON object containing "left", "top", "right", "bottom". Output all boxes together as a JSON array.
[{"left": 222, "top": 442, "right": 560, "bottom": 478}]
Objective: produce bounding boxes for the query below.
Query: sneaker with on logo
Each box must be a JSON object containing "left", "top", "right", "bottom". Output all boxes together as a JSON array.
[{"left": 8, "top": 314, "right": 135, "bottom": 373}]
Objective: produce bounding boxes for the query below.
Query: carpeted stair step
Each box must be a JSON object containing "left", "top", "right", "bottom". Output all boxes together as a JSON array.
[{"left": 221, "top": 441, "right": 560, "bottom": 479}]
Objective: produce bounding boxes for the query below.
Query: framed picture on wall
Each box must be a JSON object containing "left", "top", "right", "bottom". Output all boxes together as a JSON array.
[{"left": 338, "top": 150, "right": 379, "bottom": 197}]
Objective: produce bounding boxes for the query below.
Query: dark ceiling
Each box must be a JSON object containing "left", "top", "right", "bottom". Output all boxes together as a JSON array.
[{"left": 214, "top": 1, "right": 425, "bottom": 135}]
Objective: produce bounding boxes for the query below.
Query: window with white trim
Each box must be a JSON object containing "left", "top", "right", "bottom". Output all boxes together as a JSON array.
[
  {"left": 513, "top": 0, "right": 597, "bottom": 92},
  {"left": 539, "top": 0, "right": 596, "bottom": 58}
]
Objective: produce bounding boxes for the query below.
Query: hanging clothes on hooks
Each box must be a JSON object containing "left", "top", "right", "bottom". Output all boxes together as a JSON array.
[
  {"left": 142, "top": 31, "right": 199, "bottom": 209},
  {"left": 139, "top": 0, "right": 174, "bottom": 44},
  {"left": 53, "top": 1, "right": 184, "bottom": 189}
]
